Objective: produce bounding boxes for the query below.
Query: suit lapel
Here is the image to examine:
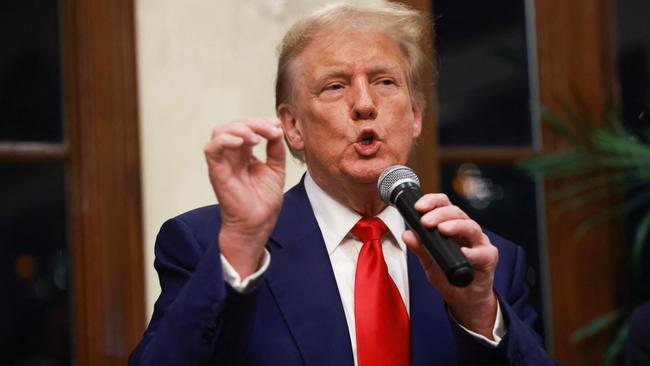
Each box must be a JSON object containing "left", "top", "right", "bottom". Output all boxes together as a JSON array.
[
  {"left": 407, "top": 250, "right": 458, "bottom": 365},
  {"left": 265, "top": 181, "right": 354, "bottom": 366}
]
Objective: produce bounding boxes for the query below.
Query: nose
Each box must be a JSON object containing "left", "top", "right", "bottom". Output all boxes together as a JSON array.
[{"left": 351, "top": 80, "right": 377, "bottom": 121}]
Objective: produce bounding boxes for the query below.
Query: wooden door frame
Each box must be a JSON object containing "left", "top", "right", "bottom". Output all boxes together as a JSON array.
[{"left": 62, "top": 0, "right": 145, "bottom": 364}]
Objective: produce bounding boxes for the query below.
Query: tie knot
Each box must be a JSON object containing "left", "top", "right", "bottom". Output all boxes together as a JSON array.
[{"left": 351, "top": 217, "right": 388, "bottom": 243}]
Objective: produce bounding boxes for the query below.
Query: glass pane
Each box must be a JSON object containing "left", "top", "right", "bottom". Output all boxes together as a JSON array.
[
  {"left": 434, "top": 0, "right": 533, "bottom": 146},
  {"left": 0, "top": 1, "right": 63, "bottom": 142},
  {"left": 615, "top": 0, "right": 650, "bottom": 136},
  {"left": 615, "top": 0, "right": 650, "bottom": 290},
  {"left": 441, "top": 162, "right": 546, "bottom": 337},
  {"left": 0, "top": 163, "right": 71, "bottom": 365}
]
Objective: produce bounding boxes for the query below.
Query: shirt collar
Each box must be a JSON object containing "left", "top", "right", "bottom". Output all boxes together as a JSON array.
[{"left": 304, "top": 172, "right": 407, "bottom": 255}]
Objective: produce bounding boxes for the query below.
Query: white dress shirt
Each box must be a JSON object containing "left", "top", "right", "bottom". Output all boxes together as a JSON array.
[
  {"left": 304, "top": 173, "right": 410, "bottom": 362},
  {"left": 221, "top": 172, "right": 504, "bottom": 365}
]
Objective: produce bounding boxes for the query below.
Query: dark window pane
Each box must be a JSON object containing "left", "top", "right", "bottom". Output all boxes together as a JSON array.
[
  {"left": 434, "top": 0, "right": 533, "bottom": 146},
  {"left": 615, "top": 0, "right": 650, "bottom": 137},
  {"left": 615, "top": 0, "right": 650, "bottom": 284},
  {"left": 441, "top": 162, "right": 546, "bottom": 337},
  {"left": 0, "top": 1, "right": 63, "bottom": 142},
  {"left": 0, "top": 164, "right": 71, "bottom": 365}
]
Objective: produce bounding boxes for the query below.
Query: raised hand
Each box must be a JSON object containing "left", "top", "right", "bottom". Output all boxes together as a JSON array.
[
  {"left": 402, "top": 193, "right": 499, "bottom": 339},
  {"left": 203, "top": 117, "right": 286, "bottom": 278}
]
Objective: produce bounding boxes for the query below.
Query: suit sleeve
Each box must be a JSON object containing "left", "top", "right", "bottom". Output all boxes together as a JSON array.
[
  {"left": 450, "top": 244, "right": 558, "bottom": 365},
  {"left": 128, "top": 217, "right": 261, "bottom": 366}
]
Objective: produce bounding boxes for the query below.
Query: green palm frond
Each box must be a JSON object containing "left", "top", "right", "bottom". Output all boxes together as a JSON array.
[
  {"left": 575, "top": 188, "right": 650, "bottom": 238},
  {"left": 519, "top": 149, "right": 597, "bottom": 178},
  {"left": 571, "top": 308, "right": 625, "bottom": 343},
  {"left": 561, "top": 101, "right": 596, "bottom": 143},
  {"left": 593, "top": 130, "right": 650, "bottom": 158},
  {"left": 632, "top": 211, "right": 650, "bottom": 275},
  {"left": 540, "top": 105, "right": 582, "bottom": 146},
  {"left": 548, "top": 172, "right": 629, "bottom": 200},
  {"left": 519, "top": 104, "right": 650, "bottom": 365},
  {"left": 603, "top": 321, "right": 630, "bottom": 366}
]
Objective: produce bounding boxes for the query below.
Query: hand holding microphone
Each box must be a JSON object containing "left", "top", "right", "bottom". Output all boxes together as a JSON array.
[
  {"left": 379, "top": 165, "right": 501, "bottom": 338},
  {"left": 378, "top": 165, "right": 474, "bottom": 287}
]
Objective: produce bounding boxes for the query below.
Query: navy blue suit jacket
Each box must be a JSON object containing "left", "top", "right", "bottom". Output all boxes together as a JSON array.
[{"left": 129, "top": 180, "right": 556, "bottom": 365}]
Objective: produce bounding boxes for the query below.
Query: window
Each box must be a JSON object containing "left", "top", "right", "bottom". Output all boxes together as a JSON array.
[{"left": 1, "top": 0, "right": 145, "bottom": 364}]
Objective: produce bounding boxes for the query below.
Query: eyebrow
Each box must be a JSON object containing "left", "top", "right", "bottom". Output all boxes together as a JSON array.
[{"left": 313, "top": 64, "right": 404, "bottom": 85}]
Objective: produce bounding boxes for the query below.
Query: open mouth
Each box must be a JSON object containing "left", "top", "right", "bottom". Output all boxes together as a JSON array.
[
  {"left": 357, "top": 130, "right": 379, "bottom": 145},
  {"left": 354, "top": 130, "right": 381, "bottom": 156},
  {"left": 360, "top": 135, "right": 374, "bottom": 145}
]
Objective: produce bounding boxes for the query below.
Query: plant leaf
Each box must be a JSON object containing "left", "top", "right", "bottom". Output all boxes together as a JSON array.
[
  {"left": 600, "top": 157, "right": 650, "bottom": 169},
  {"left": 548, "top": 172, "right": 629, "bottom": 200},
  {"left": 571, "top": 308, "right": 624, "bottom": 343},
  {"left": 632, "top": 211, "right": 650, "bottom": 277},
  {"left": 594, "top": 130, "right": 650, "bottom": 157},
  {"left": 560, "top": 101, "right": 592, "bottom": 144},
  {"left": 553, "top": 187, "right": 614, "bottom": 217},
  {"left": 575, "top": 188, "right": 650, "bottom": 238},
  {"left": 603, "top": 321, "right": 630, "bottom": 366},
  {"left": 541, "top": 105, "right": 582, "bottom": 146},
  {"left": 518, "top": 150, "right": 597, "bottom": 178},
  {"left": 552, "top": 174, "right": 650, "bottom": 218}
]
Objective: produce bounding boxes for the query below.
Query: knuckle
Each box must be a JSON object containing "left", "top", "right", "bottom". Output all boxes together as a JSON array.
[
  {"left": 448, "top": 205, "right": 464, "bottom": 217},
  {"left": 465, "top": 219, "right": 480, "bottom": 234},
  {"left": 422, "top": 211, "right": 439, "bottom": 226},
  {"left": 418, "top": 193, "right": 435, "bottom": 205}
]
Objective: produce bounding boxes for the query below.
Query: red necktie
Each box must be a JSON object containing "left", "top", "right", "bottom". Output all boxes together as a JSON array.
[{"left": 352, "top": 217, "right": 410, "bottom": 366}]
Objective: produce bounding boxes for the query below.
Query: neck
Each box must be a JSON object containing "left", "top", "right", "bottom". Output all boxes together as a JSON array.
[{"left": 309, "top": 172, "right": 386, "bottom": 217}]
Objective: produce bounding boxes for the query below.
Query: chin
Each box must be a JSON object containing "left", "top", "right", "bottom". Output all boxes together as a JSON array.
[{"left": 345, "top": 160, "right": 393, "bottom": 183}]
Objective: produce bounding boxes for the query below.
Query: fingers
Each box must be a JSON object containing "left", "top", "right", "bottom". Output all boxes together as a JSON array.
[
  {"left": 210, "top": 117, "right": 282, "bottom": 141},
  {"left": 437, "top": 219, "right": 484, "bottom": 245},
  {"left": 420, "top": 205, "right": 468, "bottom": 228},
  {"left": 461, "top": 238, "right": 498, "bottom": 269},
  {"left": 403, "top": 226, "right": 497, "bottom": 282},
  {"left": 402, "top": 229, "right": 448, "bottom": 284},
  {"left": 266, "top": 125, "right": 286, "bottom": 170},
  {"left": 406, "top": 193, "right": 493, "bottom": 270},
  {"left": 414, "top": 194, "right": 486, "bottom": 245},
  {"left": 205, "top": 118, "right": 283, "bottom": 160},
  {"left": 414, "top": 193, "right": 451, "bottom": 212}
]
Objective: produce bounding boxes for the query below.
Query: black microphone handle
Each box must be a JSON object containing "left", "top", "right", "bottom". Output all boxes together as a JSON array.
[{"left": 392, "top": 184, "right": 474, "bottom": 287}]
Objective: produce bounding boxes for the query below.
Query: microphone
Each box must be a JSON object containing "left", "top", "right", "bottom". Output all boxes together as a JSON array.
[{"left": 378, "top": 165, "right": 474, "bottom": 287}]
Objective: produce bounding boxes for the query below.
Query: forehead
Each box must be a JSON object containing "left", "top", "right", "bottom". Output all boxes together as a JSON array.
[{"left": 294, "top": 29, "right": 409, "bottom": 78}]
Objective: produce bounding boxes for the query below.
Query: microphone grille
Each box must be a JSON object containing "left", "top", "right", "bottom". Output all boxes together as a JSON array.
[{"left": 377, "top": 165, "right": 420, "bottom": 204}]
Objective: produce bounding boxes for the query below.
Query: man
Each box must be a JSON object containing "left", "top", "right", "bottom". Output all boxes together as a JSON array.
[{"left": 130, "top": 3, "right": 556, "bottom": 365}]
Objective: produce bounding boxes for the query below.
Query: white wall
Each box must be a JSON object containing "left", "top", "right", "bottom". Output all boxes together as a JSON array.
[{"left": 136, "top": 0, "right": 383, "bottom": 320}]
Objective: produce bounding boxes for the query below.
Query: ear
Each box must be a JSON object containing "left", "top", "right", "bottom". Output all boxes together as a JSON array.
[
  {"left": 277, "top": 103, "right": 305, "bottom": 151},
  {"left": 411, "top": 102, "right": 423, "bottom": 139}
]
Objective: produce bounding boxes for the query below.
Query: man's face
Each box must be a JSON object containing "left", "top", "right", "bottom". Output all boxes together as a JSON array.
[{"left": 280, "top": 29, "right": 422, "bottom": 189}]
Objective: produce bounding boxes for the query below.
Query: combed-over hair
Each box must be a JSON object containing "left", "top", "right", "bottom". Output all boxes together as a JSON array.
[{"left": 275, "top": 2, "right": 431, "bottom": 161}]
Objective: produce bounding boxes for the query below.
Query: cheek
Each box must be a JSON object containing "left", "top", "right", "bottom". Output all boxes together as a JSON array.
[{"left": 307, "top": 108, "right": 349, "bottom": 139}]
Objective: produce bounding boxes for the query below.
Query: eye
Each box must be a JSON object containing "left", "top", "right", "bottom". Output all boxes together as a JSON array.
[
  {"left": 377, "top": 78, "right": 396, "bottom": 86},
  {"left": 324, "top": 83, "right": 344, "bottom": 92}
]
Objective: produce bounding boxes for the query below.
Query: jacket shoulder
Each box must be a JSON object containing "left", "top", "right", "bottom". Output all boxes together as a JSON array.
[{"left": 174, "top": 204, "right": 221, "bottom": 227}]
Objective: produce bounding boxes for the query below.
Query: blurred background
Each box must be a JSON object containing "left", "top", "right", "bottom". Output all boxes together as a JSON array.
[{"left": 0, "top": 0, "right": 648, "bottom": 365}]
